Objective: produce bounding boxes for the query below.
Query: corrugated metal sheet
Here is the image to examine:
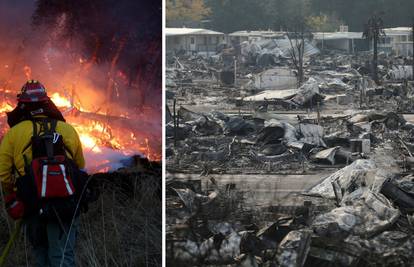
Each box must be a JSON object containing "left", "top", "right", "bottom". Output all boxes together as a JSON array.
[
  {"left": 274, "top": 38, "right": 320, "bottom": 57},
  {"left": 241, "top": 38, "right": 320, "bottom": 60}
]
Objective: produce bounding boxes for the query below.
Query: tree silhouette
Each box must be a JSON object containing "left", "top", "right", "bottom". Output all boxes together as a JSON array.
[
  {"left": 363, "top": 13, "right": 385, "bottom": 84},
  {"left": 32, "top": 0, "right": 161, "bottom": 106}
]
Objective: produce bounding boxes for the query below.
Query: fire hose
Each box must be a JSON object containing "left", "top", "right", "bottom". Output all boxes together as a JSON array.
[{"left": 0, "top": 220, "right": 22, "bottom": 267}]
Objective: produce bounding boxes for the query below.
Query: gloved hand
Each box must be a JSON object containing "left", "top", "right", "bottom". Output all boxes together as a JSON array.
[{"left": 4, "top": 193, "right": 24, "bottom": 220}]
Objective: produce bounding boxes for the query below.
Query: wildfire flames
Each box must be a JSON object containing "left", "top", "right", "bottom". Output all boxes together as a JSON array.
[
  {"left": 0, "top": 87, "right": 160, "bottom": 173},
  {"left": 54, "top": 92, "right": 160, "bottom": 169},
  {"left": 0, "top": 1, "right": 162, "bottom": 174}
]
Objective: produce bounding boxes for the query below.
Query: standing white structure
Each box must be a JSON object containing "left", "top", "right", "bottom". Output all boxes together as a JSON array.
[
  {"left": 380, "top": 27, "right": 413, "bottom": 56},
  {"left": 166, "top": 28, "right": 225, "bottom": 56}
]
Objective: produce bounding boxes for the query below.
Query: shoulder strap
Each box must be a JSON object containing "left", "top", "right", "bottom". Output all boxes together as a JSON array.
[
  {"left": 43, "top": 119, "right": 55, "bottom": 159},
  {"left": 49, "top": 119, "right": 57, "bottom": 133},
  {"left": 31, "top": 118, "right": 57, "bottom": 136},
  {"left": 41, "top": 118, "right": 51, "bottom": 134},
  {"left": 23, "top": 119, "right": 62, "bottom": 160},
  {"left": 33, "top": 118, "right": 57, "bottom": 159},
  {"left": 31, "top": 120, "right": 38, "bottom": 137}
]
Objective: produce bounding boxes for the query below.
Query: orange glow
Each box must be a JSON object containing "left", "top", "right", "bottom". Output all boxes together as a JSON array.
[
  {"left": 41, "top": 89, "right": 159, "bottom": 162},
  {"left": 0, "top": 63, "right": 161, "bottom": 166},
  {"left": 51, "top": 92, "right": 71, "bottom": 108},
  {"left": 0, "top": 102, "right": 13, "bottom": 114},
  {"left": 79, "top": 133, "right": 102, "bottom": 153}
]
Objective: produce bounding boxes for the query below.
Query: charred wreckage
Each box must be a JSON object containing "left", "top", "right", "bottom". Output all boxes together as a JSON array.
[{"left": 166, "top": 36, "right": 414, "bottom": 266}]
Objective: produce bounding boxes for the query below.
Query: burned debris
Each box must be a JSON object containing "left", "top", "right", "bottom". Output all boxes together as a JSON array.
[{"left": 166, "top": 25, "right": 414, "bottom": 266}]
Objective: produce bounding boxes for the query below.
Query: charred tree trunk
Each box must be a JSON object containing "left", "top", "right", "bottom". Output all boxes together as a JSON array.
[
  {"left": 373, "top": 34, "right": 379, "bottom": 84},
  {"left": 106, "top": 37, "right": 127, "bottom": 105},
  {"left": 287, "top": 29, "right": 306, "bottom": 87},
  {"left": 298, "top": 35, "right": 305, "bottom": 86},
  {"left": 412, "top": 18, "right": 414, "bottom": 80}
]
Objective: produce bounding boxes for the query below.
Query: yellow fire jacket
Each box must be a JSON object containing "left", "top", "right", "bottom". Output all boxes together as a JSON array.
[{"left": 0, "top": 119, "right": 85, "bottom": 194}]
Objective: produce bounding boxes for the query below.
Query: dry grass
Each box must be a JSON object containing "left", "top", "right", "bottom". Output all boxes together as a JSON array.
[{"left": 0, "top": 166, "right": 162, "bottom": 267}]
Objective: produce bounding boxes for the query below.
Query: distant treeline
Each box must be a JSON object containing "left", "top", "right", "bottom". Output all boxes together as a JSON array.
[{"left": 179, "top": 0, "right": 414, "bottom": 33}]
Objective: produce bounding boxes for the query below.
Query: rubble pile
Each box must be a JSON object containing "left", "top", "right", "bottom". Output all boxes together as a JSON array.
[
  {"left": 167, "top": 44, "right": 414, "bottom": 266},
  {"left": 167, "top": 158, "right": 414, "bottom": 266}
]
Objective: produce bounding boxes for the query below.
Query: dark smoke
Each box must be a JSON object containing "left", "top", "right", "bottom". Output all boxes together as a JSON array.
[
  {"left": 0, "top": 0, "right": 161, "bottom": 108},
  {"left": 32, "top": 0, "right": 162, "bottom": 107},
  {"left": 0, "top": 0, "right": 162, "bottom": 160}
]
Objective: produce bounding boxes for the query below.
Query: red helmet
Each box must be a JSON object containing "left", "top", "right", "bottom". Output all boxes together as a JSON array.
[{"left": 18, "top": 80, "right": 50, "bottom": 102}]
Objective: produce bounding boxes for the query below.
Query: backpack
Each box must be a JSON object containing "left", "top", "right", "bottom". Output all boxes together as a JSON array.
[{"left": 16, "top": 118, "right": 89, "bottom": 222}]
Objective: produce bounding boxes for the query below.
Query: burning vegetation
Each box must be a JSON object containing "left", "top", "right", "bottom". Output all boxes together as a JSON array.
[
  {"left": 0, "top": 0, "right": 162, "bottom": 171},
  {"left": 0, "top": 1, "right": 162, "bottom": 266}
]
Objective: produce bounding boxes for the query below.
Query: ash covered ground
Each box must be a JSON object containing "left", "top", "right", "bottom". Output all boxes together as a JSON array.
[{"left": 166, "top": 42, "right": 414, "bottom": 266}]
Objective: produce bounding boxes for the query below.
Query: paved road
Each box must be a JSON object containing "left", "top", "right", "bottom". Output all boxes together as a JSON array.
[{"left": 167, "top": 171, "right": 336, "bottom": 206}]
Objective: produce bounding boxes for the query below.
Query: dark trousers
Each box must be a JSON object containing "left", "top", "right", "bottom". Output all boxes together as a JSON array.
[{"left": 25, "top": 215, "right": 78, "bottom": 267}]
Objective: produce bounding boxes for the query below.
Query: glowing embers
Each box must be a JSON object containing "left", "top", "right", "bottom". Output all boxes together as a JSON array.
[
  {"left": 0, "top": 102, "right": 13, "bottom": 114},
  {"left": 79, "top": 133, "right": 102, "bottom": 153},
  {"left": 50, "top": 92, "right": 72, "bottom": 108},
  {"left": 48, "top": 92, "right": 144, "bottom": 156},
  {"left": 18, "top": 88, "right": 160, "bottom": 162},
  {"left": 72, "top": 121, "right": 123, "bottom": 154}
]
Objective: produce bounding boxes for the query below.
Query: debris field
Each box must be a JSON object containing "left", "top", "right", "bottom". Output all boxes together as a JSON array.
[{"left": 166, "top": 41, "right": 414, "bottom": 266}]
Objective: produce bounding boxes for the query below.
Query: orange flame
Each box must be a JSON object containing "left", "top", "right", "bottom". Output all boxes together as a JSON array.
[
  {"left": 0, "top": 102, "right": 13, "bottom": 114},
  {"left": 51, "top": 92, "right": 71, "bottom": 108},
  {"left": 0, "top": 62, "right": 160, "bottom": 166}
]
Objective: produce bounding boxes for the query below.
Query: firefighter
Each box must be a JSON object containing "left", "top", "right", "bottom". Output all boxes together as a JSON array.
[{"left": 0, "top": 80, "right": 86, "bottom": 267}]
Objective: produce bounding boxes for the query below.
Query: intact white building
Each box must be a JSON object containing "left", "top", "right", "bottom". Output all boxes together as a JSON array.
[
  {"left": 313, "top": 32, "right": 368, "bottom": 53},
  {"left": 166, "top": 28, "right": 226, "bottom": 56},
  {"left": 380, "top": 27, "right": 413, "bottom": 57},
  {"left": 313, "top": 26, "right": 413, "bottom": 56}
]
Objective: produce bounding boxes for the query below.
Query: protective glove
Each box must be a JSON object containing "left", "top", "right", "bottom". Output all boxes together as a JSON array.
[{"left": 4, "top": 193, "right": 24, "bottom": 220}]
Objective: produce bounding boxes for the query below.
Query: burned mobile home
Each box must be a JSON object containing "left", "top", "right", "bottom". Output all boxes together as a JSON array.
[{"left": 166, "top": 24, "right": 414, "bottom": 266}]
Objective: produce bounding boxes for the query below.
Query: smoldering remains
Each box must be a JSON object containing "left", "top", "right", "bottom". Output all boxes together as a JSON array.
[{"left": 166, "top": 27, "right": 414, "bottom": 266}]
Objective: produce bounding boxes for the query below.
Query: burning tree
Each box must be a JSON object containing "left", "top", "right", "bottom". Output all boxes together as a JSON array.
[
  {"left": 0, "top": 2, "right": 163, "bottom": 266},
  {"left": 363, "top": 13, "right": 385, "bottom": 84},
  {"left": 15, "top": 0, "right": 164, "bottom": 161},
  {"left": 0, "top": 1, "right": 162, "bottom": 162},
  {"left": 32, "top": 0, "right": 161, "bottom": 107}
]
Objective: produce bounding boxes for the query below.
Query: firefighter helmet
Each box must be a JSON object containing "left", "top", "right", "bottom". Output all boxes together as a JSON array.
[{"left": 18, "top": 80, "right": 49, "bottom": 102}]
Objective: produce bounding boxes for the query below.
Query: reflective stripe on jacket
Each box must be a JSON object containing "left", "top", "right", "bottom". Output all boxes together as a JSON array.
[{"left": 0, "top": 119, "right": 85, "bottom": 194}]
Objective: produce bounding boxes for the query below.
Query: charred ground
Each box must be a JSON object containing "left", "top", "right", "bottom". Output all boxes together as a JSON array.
[{"left": 166, "top": 43, "right": 414, "bottom": 266}]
